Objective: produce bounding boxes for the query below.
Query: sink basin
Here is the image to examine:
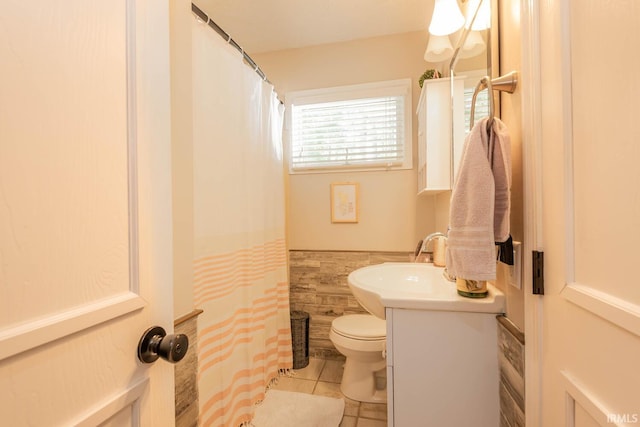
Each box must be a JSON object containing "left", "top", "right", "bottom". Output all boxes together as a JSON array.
[{"left": 347, "top": 262, "right": 505, "bottom": 319}]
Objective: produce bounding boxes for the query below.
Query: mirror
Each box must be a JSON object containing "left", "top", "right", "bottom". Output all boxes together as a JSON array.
[
  {"left": 431, "top": 0, "right": 499, "bottom": 231},
  {"left": 449, "top": 0, "right": 499, "bottom": 130},
  {"left": 444, "top": 0, "right": 526, "bottom": 332},
  {"left": 443, "top": 0, "right": 499, "bottom": 184}
]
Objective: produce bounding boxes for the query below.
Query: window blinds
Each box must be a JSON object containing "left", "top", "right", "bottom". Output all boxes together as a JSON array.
[
  {"left": 464, "top": 87, "right": 490, "bottom": 132},
  {"left": 290, "top": 95, "right": 406, "bottom": 170}
]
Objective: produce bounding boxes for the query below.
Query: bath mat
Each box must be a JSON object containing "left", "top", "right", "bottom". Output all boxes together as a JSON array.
[{"left": 252, "top": 390, "right": 345, "bottom": 427}]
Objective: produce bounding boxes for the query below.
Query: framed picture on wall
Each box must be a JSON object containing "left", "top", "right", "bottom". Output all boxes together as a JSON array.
[{"left": 330, "top": 182, "right": 359, "bottom": 223}]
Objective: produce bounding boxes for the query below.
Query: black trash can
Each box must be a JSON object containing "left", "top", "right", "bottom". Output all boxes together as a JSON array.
[{"left": 290, "top": 311, "right": 310, "bottom": 369}]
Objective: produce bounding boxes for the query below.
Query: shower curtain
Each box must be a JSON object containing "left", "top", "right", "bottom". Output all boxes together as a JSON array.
[{"left": 191, "top": 16, "right": 292, "bottom": 427}]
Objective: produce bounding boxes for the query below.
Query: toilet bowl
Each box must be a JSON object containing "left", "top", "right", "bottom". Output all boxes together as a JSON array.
[{"left": 329, "top": 314, "right": 387, "bottom": 403}]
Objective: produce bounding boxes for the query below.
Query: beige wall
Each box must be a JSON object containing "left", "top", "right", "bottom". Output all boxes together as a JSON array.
[
  {"left": 497, "top": 0, "right": 524, "bottom": 331},
  {"left": 171, "top": 0, "right": 195, "bottom": 318},
  {"left": 253, "top": 31, "right": 439, "bottom": 252},
  {"left": 434, "top": 192, "right": 451, "bottom": 233}
]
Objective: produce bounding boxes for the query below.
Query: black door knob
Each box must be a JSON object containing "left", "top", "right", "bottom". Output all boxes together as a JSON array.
[{"left": 137, "top": 326, "right": 189, "bottom": 364}]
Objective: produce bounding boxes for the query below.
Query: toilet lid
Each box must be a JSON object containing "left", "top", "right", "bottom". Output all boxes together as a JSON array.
[{"left": 332, "top": 314, "right": 386, "bottom": 340}]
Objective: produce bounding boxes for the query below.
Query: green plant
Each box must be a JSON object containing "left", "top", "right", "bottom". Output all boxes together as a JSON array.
[{"left": 419, "top": 69, "right": 441, "bottom": 88}]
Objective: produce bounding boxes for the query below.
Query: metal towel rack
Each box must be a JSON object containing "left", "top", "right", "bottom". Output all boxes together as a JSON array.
[{"left": 469, "top": 71, "right": 519, "bottom": 131}]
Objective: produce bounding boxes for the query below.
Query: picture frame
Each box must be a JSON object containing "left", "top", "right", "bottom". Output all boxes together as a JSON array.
[{"left": 330, "top": 182, "right": 359, "bottom": 223}]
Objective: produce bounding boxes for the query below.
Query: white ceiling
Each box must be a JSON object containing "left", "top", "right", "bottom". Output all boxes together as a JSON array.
[{"left": 194, "top": 0, "right": 436, "bottom": 54}]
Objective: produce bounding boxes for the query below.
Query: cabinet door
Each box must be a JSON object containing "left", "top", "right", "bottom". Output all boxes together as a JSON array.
[
  {"left": 390, "top": 308, "right": 499, "bottom": 426},
  {"left": 417, "top": 78, "right": 465, "bottom": 194},
  {"left": 451, "top": 79, "right": 466, "bottom": 179},
  {"left": 417, "top": 95, "right": 427, "bottom": 192}
]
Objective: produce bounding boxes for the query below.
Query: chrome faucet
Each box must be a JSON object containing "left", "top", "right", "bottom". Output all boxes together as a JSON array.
[
  {"left": 414, "top": 232, "right": 446, "bottom": 262},
  {"left": 414, "top": 232, "right": 456, "bottom": 282}
]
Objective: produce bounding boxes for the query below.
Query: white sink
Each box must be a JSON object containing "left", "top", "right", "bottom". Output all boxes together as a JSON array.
[{"left": 347, "top": 262, "right": 505, "bottom": 319}]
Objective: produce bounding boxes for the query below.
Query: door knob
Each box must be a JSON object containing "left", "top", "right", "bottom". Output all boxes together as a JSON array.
[{"left": 137, "top": 326, "right": 189, "bottom": 364}]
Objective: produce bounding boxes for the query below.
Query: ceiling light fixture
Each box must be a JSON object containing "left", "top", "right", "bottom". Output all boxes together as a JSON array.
[
  {"left": 424, "top": 35, "right": 454, "bottom": 62},
  {"left": 465, "top": 0, "right": 491, "bottom": 30},
  {"left": 428, "top": 0, "right": 465, "bottom": 36},
  {"left": 458, "top": 30, "right": 486, "bottom": 58}
]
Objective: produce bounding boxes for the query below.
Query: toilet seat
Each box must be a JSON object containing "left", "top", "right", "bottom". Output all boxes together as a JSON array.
[{"left": 331, "top": 314, "right": 386, "bottom": 341}]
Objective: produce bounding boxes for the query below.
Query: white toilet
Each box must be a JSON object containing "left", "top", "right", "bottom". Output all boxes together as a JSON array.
[{"left": 329, "top": 314, "right": 387, "bottom": 403}]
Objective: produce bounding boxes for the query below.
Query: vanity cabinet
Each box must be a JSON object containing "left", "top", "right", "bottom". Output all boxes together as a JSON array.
[
  {"left": 385, "top": 307, "right": 500, "bottom": 426},
  {"left": 416, "top": 77, "right": 465, "bottom": 194}
]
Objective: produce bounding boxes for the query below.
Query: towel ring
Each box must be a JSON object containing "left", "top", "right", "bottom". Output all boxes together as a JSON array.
[
  {"left": 469, "top": 71, "right": 519, "bottom": 132},
  {"left": 470, "top": 76, "right": 494, "bottom": 132}
]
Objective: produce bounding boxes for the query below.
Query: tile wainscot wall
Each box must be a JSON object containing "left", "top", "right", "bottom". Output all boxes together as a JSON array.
[
  {"left": 174, "top": 310, "right": 203, "bottom": 427},
  {"left": 497, "top": 315, "right": 525, "bottom": 427},
  {"left": 288, "top": 250, "right": 411, "bottom": 358}
]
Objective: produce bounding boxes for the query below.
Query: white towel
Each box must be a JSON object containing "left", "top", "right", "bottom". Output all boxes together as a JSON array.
[{"left": 446, "top": 117, "right": 511, "bottom": 281}]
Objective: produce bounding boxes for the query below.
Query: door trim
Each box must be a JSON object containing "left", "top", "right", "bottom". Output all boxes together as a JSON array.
[
  {"left": 0, "top": 0, "right": 143, "bottom": 363},
  {"left": 521, "top": 0, "right": 544, "bottom": 425},
  {"left": 557, "top": 0, "right": 640, "bottom": 338},
  {"left": 126, "top": 0, "right": 140, "bottom": 296},
  {"left": 0, "top": 292, "right": 145, "bottom": 361},
  {"left": 561, "top": 371, "right": 612, "bottom": 427},
  {"left": 562, "top": 284, "right": 640, "bottom": 337},
  {"left": 73, "top": 377, "right": 149, "bottom": 427}
]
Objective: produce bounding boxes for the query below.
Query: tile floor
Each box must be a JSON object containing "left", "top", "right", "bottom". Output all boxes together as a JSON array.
[{"left": 270, "top": 357, "right": 388, "bottom": 427}]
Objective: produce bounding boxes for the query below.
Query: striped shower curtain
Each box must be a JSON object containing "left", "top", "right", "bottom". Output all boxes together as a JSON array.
[{"left": 191, "top": 16, "right": 293, "bottom": 426}]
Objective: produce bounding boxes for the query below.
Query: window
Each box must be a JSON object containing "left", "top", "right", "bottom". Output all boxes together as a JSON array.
[
  {"left": 285, "top": 79, "right": 412, "bottom": 173},
  {"left": 462, "top": 70, "right": 491, "bottom": 133},
  {"left": 464, "top": 87, "right": 490, "bottom": 133}
]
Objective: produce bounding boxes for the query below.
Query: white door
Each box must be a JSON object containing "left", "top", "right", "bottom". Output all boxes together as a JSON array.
[
  {"left": 0, "top": 1, "right": 175, "bottom": 425},
  {"left": 525, "top": 1, "right": 640, "bottom": 425}
]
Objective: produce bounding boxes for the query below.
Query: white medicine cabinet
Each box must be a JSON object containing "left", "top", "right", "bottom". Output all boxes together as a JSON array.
[{"left": 416, "top": 77, "right": 465, "bottom": 195}]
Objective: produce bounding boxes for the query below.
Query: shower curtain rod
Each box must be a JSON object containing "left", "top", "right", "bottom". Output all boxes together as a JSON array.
[{"left": 191, "top": 3, "right": 270, "bottom": 84}]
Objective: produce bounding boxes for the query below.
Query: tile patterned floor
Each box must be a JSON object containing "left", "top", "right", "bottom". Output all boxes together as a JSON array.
[{"left": 270, "top": 358, "right": 387, "bottom": 427}]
